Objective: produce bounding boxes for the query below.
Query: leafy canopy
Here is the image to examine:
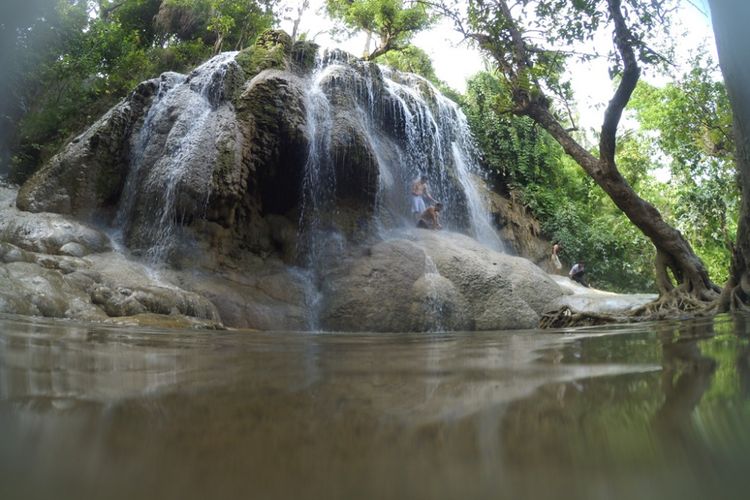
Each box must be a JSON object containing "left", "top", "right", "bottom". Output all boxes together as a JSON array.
[
  {"left": 6, "top": 0, "right": 277, "bottom": 183},
  {"left": 326, "top": 0, "right": 435, "bottom": 60}
]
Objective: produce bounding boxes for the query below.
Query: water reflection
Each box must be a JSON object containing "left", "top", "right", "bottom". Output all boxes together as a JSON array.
[
  {"left": 653, "top": 321, "right": 717, "bottom": 458},
  {"left": 1, "top": 313, "right": 749, "bottom": 500}
]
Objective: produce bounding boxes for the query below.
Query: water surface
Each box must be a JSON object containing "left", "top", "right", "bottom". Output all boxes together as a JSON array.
[{"left": 1, "top": 313, "right": 749, "bottom": 500}]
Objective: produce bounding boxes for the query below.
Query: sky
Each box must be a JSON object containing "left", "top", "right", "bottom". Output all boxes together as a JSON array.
[{"left": 278, "top": 0, "right": 718, "bottom": 132}]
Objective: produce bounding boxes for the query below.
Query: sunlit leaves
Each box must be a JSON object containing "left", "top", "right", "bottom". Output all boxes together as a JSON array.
[
  {"left": 375, "top": 45, "right": 438, "bottom": 82},
  {"left": 161, "top": 0, "right": 275, "bottom": 51},
  {"left": 325, "top": 0, "right": 434, "bottom": 59}
]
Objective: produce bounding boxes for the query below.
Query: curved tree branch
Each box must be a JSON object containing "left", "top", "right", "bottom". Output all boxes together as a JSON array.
[{"left": 600, "top": 0, "right": 641, "bottom": 166}]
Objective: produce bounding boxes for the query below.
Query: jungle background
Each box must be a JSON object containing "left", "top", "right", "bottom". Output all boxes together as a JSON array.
[{"left": 0, "top": 0, "right": 735, "bottom": 294}]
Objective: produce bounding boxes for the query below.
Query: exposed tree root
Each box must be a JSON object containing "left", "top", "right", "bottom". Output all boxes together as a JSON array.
[
  {"left": 629, "top": 289, "right": 717, "bottom": 319},
  {"left": 540, "top": 306, "right": 625, "bottom": 329},
  {"left": 540, "top": 288, "right": 719, "bottom": 330},
  {"left": 725, "top": 283, "right": 750, "bottom": 313}
]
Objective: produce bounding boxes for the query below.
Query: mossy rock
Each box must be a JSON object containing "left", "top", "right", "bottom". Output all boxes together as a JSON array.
[
  {"left": 236, "top": 30, "right": 293, "bottom": 80},
  {"left": 256, "top": 29, "right": 293, "bottom": 52},
  {"left": 291, "top": 40, "right": 319, "bottom": 74}
]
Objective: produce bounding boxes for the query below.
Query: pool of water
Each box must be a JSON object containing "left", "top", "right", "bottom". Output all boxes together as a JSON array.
[{"left": 1, "top": 313, "right": 749, "bottom": 500}]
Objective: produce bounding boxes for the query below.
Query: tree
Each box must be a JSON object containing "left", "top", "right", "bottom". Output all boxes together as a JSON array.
[
  {"left": 326, "top": 0, "right": 435, "bottom": 60},
  {"left": 441, "top": 0, "right": 720, "bottom": 312},
  {"left": 707, "top": 0, "right": 750, "bottom": 311},
  {"left": 159, "top": 0, "right": 276, "bottom": 53},
  {"left": 278, "top": 0, "right": 310, "bottom": 41},
  {"left": 630, "top": 57, "right": 737, "bottom": 285},
  {"left": 375, "top": 44, "right": 438, "bottom": 82}
]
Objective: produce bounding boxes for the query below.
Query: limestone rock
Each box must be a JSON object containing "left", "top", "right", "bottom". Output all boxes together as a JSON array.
[
  {"left": 320, "top": 239, "right": 437, "bottom": 332},
  {"left": 320, "top": 230, "right": 565, "bottom": 332},
  {"left": 176, "top": 264, "right": 310, "bottom": 330},
  {"left": 1, "top": 186, "right": 112, "bottom": 255},
  {"left": 16, "top": 79, "right": 158, "bottom": 219}
]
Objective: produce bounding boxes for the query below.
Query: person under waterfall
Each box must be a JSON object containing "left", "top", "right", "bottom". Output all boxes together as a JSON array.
[
  {"left": 411, "top": 175, "right": 436, "bottom": 221},
  {"left": 417, "top": 203, "right": 443, "bottom": 230}
]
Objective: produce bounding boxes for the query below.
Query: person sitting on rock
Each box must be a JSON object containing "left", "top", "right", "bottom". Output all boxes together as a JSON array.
[
  {"left": 411, "top": 175, "right": 436, "bottom": 221},
  {"left": 569, "top": 260, "right": 588, "bottom": 287},
  {"left": 417, "top": 203, "right": 443, "bottom": 230}
]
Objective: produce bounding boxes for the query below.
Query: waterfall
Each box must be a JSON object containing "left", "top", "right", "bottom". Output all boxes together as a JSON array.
[
  {"left": 299, "top": 50, "right": 503, "bottom": 251},
  {"left": 295, "top": 50, "right": 504, "bottom": 330},
  {"left": 115, "top": 52, "right": 241, "bottom": 263}
]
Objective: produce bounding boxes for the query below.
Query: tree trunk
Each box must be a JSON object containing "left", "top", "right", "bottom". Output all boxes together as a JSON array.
[
  {"left": 525, "top": 100, "right": 716, "bottom": 299},
  {"left": 362, "top": 30, "right": 372, "bottom": 59},
  {"left": 708, "top": 0, "right": 750, "bottom": 311},
  {"left": 485, "top": 0, "right": 718, "bottom": 301}
]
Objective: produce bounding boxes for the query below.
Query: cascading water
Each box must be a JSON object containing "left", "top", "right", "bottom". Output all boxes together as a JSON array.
[
  {"left": 298, "top": 50, "right": 504, "bottom": 330},
  {"left": 115, "top": 52, "right": 242, "bottom": 263},
  {"left": 299, "top": 50, "right": 503, "bottom": 251},
  {"left": 381, "top": 69, "right": 504, "bottom": 250},
  {"left": 296, "top": 61, "right": 338, "bottom": 329}
]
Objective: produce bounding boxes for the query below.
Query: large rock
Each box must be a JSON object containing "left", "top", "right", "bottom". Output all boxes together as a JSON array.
[
  {"left": 320, "top": 238, "right": 470, "bottom": 332},
  {"left": 0, "top": 242, "right": 223, "bottom": 327},
  {"left": 16, "top": 79, "right": 158, "bottom": 219},
  {"left": 320, "top": 230, "right": 564, "bottom": 332},
  {"left": 7, "top": 32, "right": 610, "bottom": 333},
  {"left": 175, "top": 263, "right": 311, "bottom": 331},
  {"left": 235, "top": 69, "right": 309, "bottom": 219},
  {"left": 0, "top": 185, "right": 112, "bottom": 256}
]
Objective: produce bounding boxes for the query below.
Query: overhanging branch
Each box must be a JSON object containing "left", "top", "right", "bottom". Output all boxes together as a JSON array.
[{"left": 600, "top": 0, "right": 641, "bottom": 165}]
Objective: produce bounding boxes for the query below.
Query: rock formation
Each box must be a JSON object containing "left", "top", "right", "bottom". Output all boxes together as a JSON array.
[{"left": 3, "top": 30, "right": 577, "bottom": 331}]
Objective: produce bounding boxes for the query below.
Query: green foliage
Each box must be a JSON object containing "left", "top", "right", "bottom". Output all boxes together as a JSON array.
[
  {"left": 461, "top": 48, "right": 737, "bottom": 291},
  {"left": 326, "top": 0, "right": 435, "bottom": 59},
  {"left": 631, "top": 53, "right": 734, "bottom": 178},
  {"left": 5, "top": 0, "right": 276, "bottom": 183},
  {"left": 463, "top": 72, "right": 564, "bottom": 192},
  {"left": 463, "top": 71, "right": 656, "bottom": 292},
  {"left": 159, "top": 0, "right": 275, "bottom": 51},
  {"left": 375, "top": 45, "right": 438, "bottom": 83},
  {"left": 531, "top": 0, "right": 676, "bottom": 69}
]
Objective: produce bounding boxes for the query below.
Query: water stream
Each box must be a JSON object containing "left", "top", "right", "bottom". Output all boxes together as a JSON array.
[
  {"left": 295, "top": 51, "right": 505, "bottom": 328},
  {"left": 115, "top": 52, "right": 241, "bottom": 263},
  {"left": 299, "top": 51, "right": 503, "bottom": 249},
  {"left": 1, "top": 312, "right": 749, "bottom": 500}
]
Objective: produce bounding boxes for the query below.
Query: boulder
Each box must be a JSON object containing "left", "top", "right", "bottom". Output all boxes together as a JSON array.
[
  {"left": 320, "top": 230, "right": 564, "bottom": 332},
  {"left": 1, "top": 185, "right": 112, "bottom": 255},
  {"left": 16, "top": 79, "right": 158, "bottom": 219},
  {"left": 174, "top": 261, "right": 311, "bottom": 330}
]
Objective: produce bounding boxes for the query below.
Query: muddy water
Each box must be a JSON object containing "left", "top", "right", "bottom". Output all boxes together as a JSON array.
[{"left": 1, "top": 313, "right": 749, "bottom": 500}]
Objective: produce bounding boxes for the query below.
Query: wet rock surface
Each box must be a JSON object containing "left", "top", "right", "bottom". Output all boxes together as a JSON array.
[{"left": 320, "top": 230, "right": 564, "bottom": 332}]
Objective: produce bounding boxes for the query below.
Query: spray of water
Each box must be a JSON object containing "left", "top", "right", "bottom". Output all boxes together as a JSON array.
[
  {"left": 296, "top": 50, "right": 505, "bottom": 328},
  {"left": 115, "top": 52, "right": 241, "bottom": 264}
]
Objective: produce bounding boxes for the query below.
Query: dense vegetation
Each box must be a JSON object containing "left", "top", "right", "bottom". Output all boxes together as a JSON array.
[
  {"left": 2, "top": 0, "right": 275, "bottom": 184},
  {"left": 462, "top": 52, "right": 735, "bottom": 293},
  {"left": 0, "top": 0, "right": 738, "bottom": 296}
]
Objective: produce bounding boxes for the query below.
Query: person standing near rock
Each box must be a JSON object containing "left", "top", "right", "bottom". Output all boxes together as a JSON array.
[
  {"left": 411, "top": 175, "right": 436, "bottom": 221},
  {"left": 551, "top": 242, "right": 562, "bottom": 271}
]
